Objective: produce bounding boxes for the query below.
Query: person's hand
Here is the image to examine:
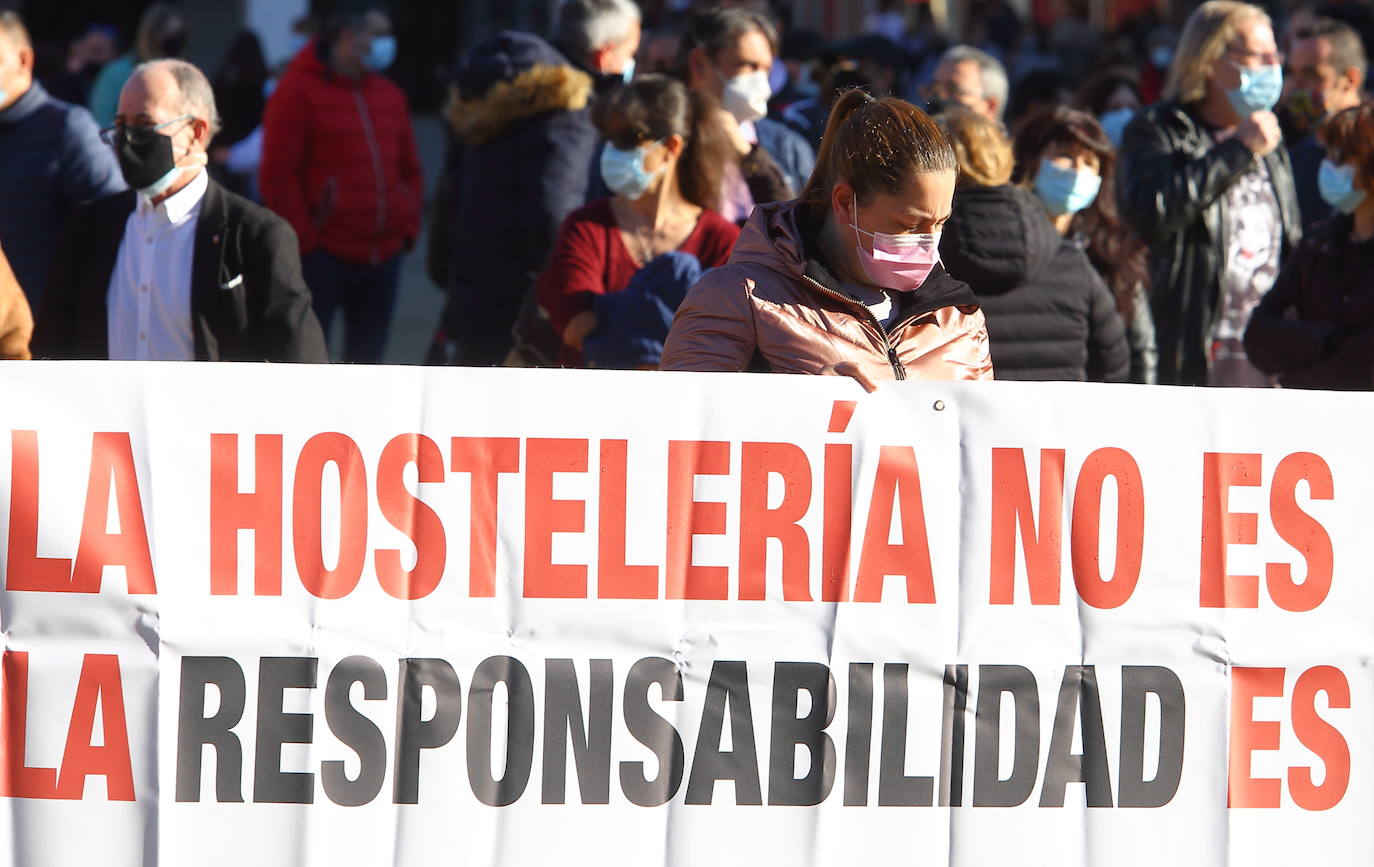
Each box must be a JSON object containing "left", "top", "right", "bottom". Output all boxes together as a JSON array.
[
  {"left": 717, "top": 108, "right": 752, "bottom": 158},
  {"left": 825, "top": 360, "right": 878, "bottom": 393},
  {"left": 563, "top": 310, "right": 598, "bottom": 351},
  {"left": 1236, "top": 111, "right": 1281, "bottom": 157}
]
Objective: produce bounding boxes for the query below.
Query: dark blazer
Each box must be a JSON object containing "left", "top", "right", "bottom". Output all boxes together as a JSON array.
[{"left": 34, "top": 179, "right": 328, "bottom": 362}]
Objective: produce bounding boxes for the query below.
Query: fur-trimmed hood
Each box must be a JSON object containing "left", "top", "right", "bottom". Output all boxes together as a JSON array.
[{"left": 448, "top": 31, "right": 593, "bottom": 145}]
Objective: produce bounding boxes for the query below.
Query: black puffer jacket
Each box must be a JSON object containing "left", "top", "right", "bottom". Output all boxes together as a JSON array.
[
  {"left": 1116, "top": 101, "right": 1301, "bottom": 385},
  {"left": 941, "top": 184, "right": 1130, "bottom": 382},
  {"left": 1243, "top": 214, "right": 1374, "bottom": 390}
]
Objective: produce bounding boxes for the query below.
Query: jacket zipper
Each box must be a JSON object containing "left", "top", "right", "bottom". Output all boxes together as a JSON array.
[
  {"left": 800, "top": 274, "right": 907, "bottom": 380},
  {"left": 353, "top": 86, "right": 387, "bottom": 266}
]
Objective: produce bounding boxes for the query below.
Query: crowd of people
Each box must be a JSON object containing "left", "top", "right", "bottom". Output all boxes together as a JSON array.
[{"left": 0, "top": 0, "right": 1372, "bottom": 391}]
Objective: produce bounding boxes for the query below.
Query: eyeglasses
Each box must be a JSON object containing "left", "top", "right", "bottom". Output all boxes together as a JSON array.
[
  {"left": 99, "top": 114, "right": 194, "bottom": 147},
  {"left": 1227, "top": 47, "right": 1284, "bottom": 67}
]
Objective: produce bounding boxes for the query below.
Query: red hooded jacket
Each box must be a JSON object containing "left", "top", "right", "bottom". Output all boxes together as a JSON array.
[{"left": 260, "top": 42, "right": 422, "bottom": 265}]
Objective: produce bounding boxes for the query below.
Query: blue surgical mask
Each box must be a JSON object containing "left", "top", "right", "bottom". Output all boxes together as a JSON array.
[
  {"left": 1034, "top": 160, "right": 1102, "bottom": 217},
  {"left": 366, "top": 34, "right": 397, "bottom": 71},
  {"left": 600, "top": 140, "right": 664, "bottom": 200},
  {"left": 1099, "top": 108, "right": 1134, "bottom": 148},
  {"left": 1150, "top": 46, "right": 1173, "bottom": 70},
  {"left": 620, "top": 57, "right": 636, "bottom": 84},
  {"left": 1318, "top": 158, "right": 1366, "bottom": 214},
  {"left": 1225, "top": 60, "right": 1282, "bottom": 116}
]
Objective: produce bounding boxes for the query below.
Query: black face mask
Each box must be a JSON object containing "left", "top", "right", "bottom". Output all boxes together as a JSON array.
[{"left": 114, "top": 126, "right": 179, "bottom": 193}]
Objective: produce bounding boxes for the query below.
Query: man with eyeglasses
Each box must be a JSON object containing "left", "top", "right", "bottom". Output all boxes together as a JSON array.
[
  {"left": 33, "top": 59, "right": 327, "bottom": 363},
  {"left": 928, "top": 45, "right": 1009, "bottom": 123},
  {"left": 1117, "top": 0, "right": 1301, "bottom": 387},
  {"left": 0, "top": 12, "right": 123, "bottom": 307}
]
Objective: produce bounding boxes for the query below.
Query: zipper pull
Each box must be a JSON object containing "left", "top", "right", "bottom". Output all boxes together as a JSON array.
[{"left": 888, "top": 346, "right": 906, "bottom": 380}]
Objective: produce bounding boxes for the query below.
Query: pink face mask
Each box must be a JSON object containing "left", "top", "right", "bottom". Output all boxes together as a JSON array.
[{"left": 850, "top": 199, "right": 941, "bottom": 292}]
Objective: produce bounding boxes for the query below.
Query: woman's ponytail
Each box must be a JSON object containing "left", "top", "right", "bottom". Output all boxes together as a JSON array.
[
  {"left": 798, "top": 88, "right": 956, "bottom": 220},
  {"left": 799, "top": 88, "right": 874, "bottom": 206}
]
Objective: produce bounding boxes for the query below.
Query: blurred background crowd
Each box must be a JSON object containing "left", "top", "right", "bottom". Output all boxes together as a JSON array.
[{"left": 0, "top": 0, "right": 1372, "bottom": 388}]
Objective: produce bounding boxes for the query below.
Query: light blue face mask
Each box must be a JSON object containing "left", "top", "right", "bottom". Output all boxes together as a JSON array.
[
  {"left": 1099, "top": 107, "right": 1135, "bottom": 148},
  {"left": 1034, "top": 160, "right": 1102, "bottom": 217},
  {"left": 1225, "top": 60, "right": 1282, "bottom": 115},
  {"left": 620, "top": 57, "right": 636, "bottom": 84},
  {"left": 366, "top": 34, "right": 397, "bottom": 71},
  {"left": 600, "top": 140, "right": 664, "bottom": 200},
  {"left": 1150, "top": 46, "right": 1173, "bottom": 70},
  {"left": 1318, "top": 158, "right": 1367, "bottom": 214}
]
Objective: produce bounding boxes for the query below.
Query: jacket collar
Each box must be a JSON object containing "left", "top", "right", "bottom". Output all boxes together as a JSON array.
[
  {"left": 551, "top": 40, "right": 622, "bottom": 97},
  {"left": 0, "top": 80, "right": 48, "bottom": 125},
  {"left": 446, "top": 61, "right": 592, "bottom": 145},
  {"left": 137, "top": 166, "right": 209, "bottom": 225}
]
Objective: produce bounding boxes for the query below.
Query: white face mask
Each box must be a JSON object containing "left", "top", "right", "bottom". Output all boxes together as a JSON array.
[{"left": 718, "top": 68, "right": 771, "bottom": 123}]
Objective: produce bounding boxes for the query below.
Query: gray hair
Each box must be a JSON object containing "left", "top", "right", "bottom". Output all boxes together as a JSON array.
[
  {"left": 134, "top": 58, "right": 222, "bottom": 137},
  {"left": 939, "top": 44, "right": 1009, "bottom": 120},
  {"left": 556, "top": 0, "right": 641, "bottom": 62},
  {"left": 0, "top": 11, "right": 32, "bottom": 50}
]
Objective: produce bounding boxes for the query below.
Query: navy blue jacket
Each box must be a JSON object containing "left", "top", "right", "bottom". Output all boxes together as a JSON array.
[
  {"left": 755, "top": 117, "right": 816, "bottom": 197},
  {"left": 438, "top": 32, "right": 599, "bottom": 365},
  {"left": 0, "top": 82, "right": 125, "bottom": 302},
  {"left": 1287, "top": 132, "right": 1332, "bottom": 233},
  {"left": 584, "top": 251, "right": 704, "bottom": 369}
]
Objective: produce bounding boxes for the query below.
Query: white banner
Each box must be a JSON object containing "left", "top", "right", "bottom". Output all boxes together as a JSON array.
[{"left": 0, "top": 362, "right": 1367, "bottom": 866}]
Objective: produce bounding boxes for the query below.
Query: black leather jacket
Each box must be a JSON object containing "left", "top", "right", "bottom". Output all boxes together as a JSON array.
[{"left": 1116, "top": 101, "right": 1302, "bottom": 385}]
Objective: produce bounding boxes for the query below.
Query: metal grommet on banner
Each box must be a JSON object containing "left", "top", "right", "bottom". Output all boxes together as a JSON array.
[{"left": 933, "top": 400, "right": 946, "bottom": 412}]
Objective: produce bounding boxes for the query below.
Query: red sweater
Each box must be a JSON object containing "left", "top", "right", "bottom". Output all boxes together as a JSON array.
[
  {"left": 260, "top": 42, "right": 422, "bottom": 265},
  {"left": 537, "top": 198, "right": 740, "bottom": 366}
]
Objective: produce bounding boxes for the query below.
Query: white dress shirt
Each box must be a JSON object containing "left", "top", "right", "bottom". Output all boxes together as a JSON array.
[{"left": 106, "top": 168, "right": 207, "bottom": 360}]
